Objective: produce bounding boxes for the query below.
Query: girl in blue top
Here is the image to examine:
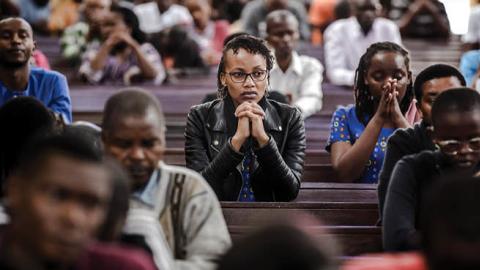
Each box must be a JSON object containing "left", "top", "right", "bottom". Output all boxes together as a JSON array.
[{"left": 326, "top": 42, "right": 414, "bottom": 183}]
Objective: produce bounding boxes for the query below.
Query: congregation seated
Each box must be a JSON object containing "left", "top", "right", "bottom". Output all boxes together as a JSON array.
[
  {"left": 79, "top": 3, "right": 166, "bottom": 85},
  {"left": 185, "top": 35, "right": 306, "bottom": 202},
  {"left": 101, "top": 89, "right": 231, "bottom": 270},
  {"left": 0, "top": 17, "right": 72, "bottom": 122},
  {"left": 0, "top": 133, "right": 156, "bottom": 270},
  {"left": 324, "top": 0, "right": 401, "bottom": 87},
  {"left": 61, "top": 0, "right": 112, "bottom": 62},
  {"left": 266, "top": 10, "right": 324, "bottom": 119},
  {"left": 185, "top": 0, "right": 229, "bottom": 66},
  {"left": 326, "top": 41, "right": 414, "bottom": 184},
  {"left": 383, "top": 88, "right": 480, "bottom": 251},
  {"left": 240, "top": 0, "right": 311, "bottom": 40},
  {"left": 378, "top": 64, "right": 466, "bottom": 220}
]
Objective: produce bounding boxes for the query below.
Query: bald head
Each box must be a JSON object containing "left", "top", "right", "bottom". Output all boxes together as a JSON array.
[
  {"left": 0, "top": 17, "right": 33, "bottom": 36},
  {"left": 266, "top": 10, "right": 299, "bottom": 32},
  {"left": 102, "top": 88, "right": 165, "bottom": 134}
]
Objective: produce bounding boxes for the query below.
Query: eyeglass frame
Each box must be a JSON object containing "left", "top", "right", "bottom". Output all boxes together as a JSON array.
[
  {"left": 222, "top": 70, "right": 269, "bottom": 83},
  {"left": 436, "top": 137, "right": 480, "bottom": 156}
]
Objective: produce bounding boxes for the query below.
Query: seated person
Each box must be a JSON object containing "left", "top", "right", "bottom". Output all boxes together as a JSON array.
[
  {"left": 324, "top": 0, "right": 401, "bottom": 87},
  {"left": 240, "top": 0, "right": 310, "bottom": 40},
  {"left": 218, "top": 224, "right": 338, "bottom": 270},
  {"left": 79, "top": 3, "right": 165, "bottom": 85},
  {"left": 0, "top": 97, "right": 61, "bottom": 198},
  {"left": 0, "top": 133, "right": 156, "bottom": 270},
  {"left": 383, "top": 88, "right": 480, "bottom": 251},
  {"left": 395, "top": 0, "right": 450, "bottom": 39},
  {"left": 459, "top": 49, "right": 480, "bottom": 89},
  {"left": 266, "top": 10, "right": 324, "bottom": 119},
  {"left": 18, "top": 0, "right": 50, "bottom": 34},
  {"left": 185, "top": 0, "right": 229, "bottom": 65},
  {"left": 101, "top": 89, "right": 231, "bottom": 270},
  {"left": 462, "top": 4, "right": 480, "bottom": 52},
  {"left": 134, "top": 0, "right": 193, "bottom": 34},
  {"left": 326, "top": 41, "right": 414, "bottom": 184},
  {"left": 0, "top": 17, "right": 72, "bottom": 123},
  {"left": 378, "top": 64, "right": 466, "bottom": 220},
  {"left": 61, "top": 0, "right": 112, "bottom": 61},
  {"left": 185, "top": 35, "right": 306, "bottom": 201},
  {"left": 0, "top": 0, "right": 19, "bottom": 19}
]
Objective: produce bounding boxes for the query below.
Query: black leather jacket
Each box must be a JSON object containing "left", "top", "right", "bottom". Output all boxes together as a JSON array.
[{"left": 184, "top": 95, "right": 306, "bottom": 201}]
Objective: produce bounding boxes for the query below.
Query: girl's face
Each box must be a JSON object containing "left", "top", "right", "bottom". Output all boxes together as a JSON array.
[
  {"left": 100, "top": 12, "right": 130, "bottom": 40},
  {"left": 364, "top": 51, "right": 411, "bottom": 101}
]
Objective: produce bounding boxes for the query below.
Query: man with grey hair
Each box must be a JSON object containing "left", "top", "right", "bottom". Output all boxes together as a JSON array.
[
  {"left": 101, "top": 88, "right": 231, "bottom": 270},
  {"left": 266, "top": 9, "right": 323, "bottom": 118}
]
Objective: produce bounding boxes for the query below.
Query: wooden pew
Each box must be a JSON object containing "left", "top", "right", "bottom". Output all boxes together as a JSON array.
[
  {"left": 221, "top": 202, "right": 378, "bottom": 226},
  {"left": 228, "top": 225, "right": 382, "bottom": 256},
  {"left": 296, "top": 183, "right": 377, "bottom": 203}
]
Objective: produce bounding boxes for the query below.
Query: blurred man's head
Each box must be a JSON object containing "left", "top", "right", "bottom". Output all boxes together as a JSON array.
[
  {"left": 432, "top": 88, "right": 480, "bottom": 171},
  {"left": 351, "top": 0, "right": 381, "bottom": 35},
  {"left": 185, "top": 0, "right": 211, "bottom": 31},
  {"left": 155, "top": 0, "right": 173, "bottom": 13},
  {"left": 102, "top": 89, "right": 166, "bottom": 192},
  {"left": 266, "top": 10, "right": 299, "bottom": 61},
  {"left": 82, "top": 0, "right": 112, "bottom": 24},
  {"left": 414, "top": 64, "right": 466, "bottom": 125},
  {"left": 0, "top": 17, "right": 35, "bottom": 69},
  {"left": 6, "top": 134, "right": 111, "bottom": 267},
  {"left": 265, "top": 0, "right": 288, "bottom": 12},
  {"left": 422, "top": 175, "right": 480, "bottom": 270}
]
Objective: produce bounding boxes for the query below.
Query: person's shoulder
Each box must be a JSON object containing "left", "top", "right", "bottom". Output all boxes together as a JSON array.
[
  {"left": 30, "top": 68, "right": 67, "bottom": 84},
  {"left": 400, "top": 150, "right": 438, "bottom": 172},
  {"left": 389, "top": 125, "right": 417, "bottom": 143},
  {"left": 189, "top": 98, "right": 220, "bottom": 115},
  {"left": 83, "top": 242, "right": 156, "bottom": 270},
  {"left": 325, "top": 17, "right": 351, "bottom": 32},
  {"left": 333, "top": 104, "right": 355, "bottom": 117},
  {"left": 160, "top": 162, "right": 217, "bottom": 197},
  {"left": 297, "top": 54, "right": 323, "bottom": 70},
  {"left": 268, "top": 98, "right": 302, "bottom": 117},
  {"left": 375, "top": 17, "right": 399, "bottom": 29},
  {"left": 463, "top": 49, "right": 480, "bottom": 59}
]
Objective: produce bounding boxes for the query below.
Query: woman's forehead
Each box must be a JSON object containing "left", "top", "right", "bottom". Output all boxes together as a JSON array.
[
  {"left": 224, "top": 48, "right": 267, "bottom": 70},
  {"left": 369, "top": 51, "right": 407, "bottom": 70}
]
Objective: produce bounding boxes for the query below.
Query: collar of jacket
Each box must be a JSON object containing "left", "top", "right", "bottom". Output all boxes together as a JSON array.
[{"left": 205, "top": 94, "right": 283, "bottom": 133}]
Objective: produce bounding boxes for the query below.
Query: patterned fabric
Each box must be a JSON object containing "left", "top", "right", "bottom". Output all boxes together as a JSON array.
[
  {"left": 238, "top": 146, "right": 256, "bottom": 202},
  {"left": 61, "top": 22, "right": 90, "bottom": 60},
  {"left": 79, "top": 42, "right": 166, "bottom": 85},
  {"left": 325, "top": 105, "right": 395, "bottom": 183}
]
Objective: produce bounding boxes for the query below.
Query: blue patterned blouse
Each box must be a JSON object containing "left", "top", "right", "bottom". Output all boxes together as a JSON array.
[{"left": 325, "top": 105, "right": 395, "bottom": 183}]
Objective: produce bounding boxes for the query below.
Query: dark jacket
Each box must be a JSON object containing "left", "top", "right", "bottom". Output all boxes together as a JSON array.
[
  {"left": 382, "top": 150, "right": 480, "bottom": 251},
  {"left": 378, "top": 121, "right": 436, "bottom": 221},
  {"left": 184, "top": 96, "right": 306, "bottom": 201}
]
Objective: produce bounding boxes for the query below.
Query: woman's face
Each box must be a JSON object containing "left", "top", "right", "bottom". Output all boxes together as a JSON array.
[
  {"left": 100, "top": 12, "right": 130, "bottom": 40},
  {"left": 364, "top": 51, "right": 411, "bottom": 101},
  {"left": 220, "top": 48, "right": 268, "bottom": 107}
]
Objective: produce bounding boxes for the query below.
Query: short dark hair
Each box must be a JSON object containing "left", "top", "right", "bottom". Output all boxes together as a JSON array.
[
  {"left": 102, "top": 88, "right": 165, "bottom": 134},
  {"left": 0, "top": 97, "right": 58, "bottom": 195},
  {"left": 217, "top": 35, "right": 274, "bottom": 98},
  {"left": 413, "top": 64, "right": 466, "bottom": 101},
  {"left": 14, "top": 132, "right": 104, "bottom": 180},
  {"left": 110, "top": 2, "right": 145, "bottom": 44},
  {"left": 422, "top": 174, "right": 480, "bottom": 270},
  {"left": 265, "top": 9, "right": 299, "bottom": 32},
  {"left": 431, "top": 88, "right": 480, "bottom": 127},
  {"left": 354, "top": 41, "right": 413, "bottom": 126},
  {"left": 217, "top": 225, "right": 337, "bottom": 270}
]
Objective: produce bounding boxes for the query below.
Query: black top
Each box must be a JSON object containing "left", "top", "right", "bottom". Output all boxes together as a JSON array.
[
  {"left": 378, "top": 121, "right": 436, "bottom": 221},
  {"left": 382, "top": 150, "right": 480, "bottom": 251},
  {"left": 184, "top": 95, "right": 306, "bottom": 201}
]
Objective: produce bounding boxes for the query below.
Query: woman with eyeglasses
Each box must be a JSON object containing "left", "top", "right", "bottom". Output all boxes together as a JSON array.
[
  {"left": 184, "top": 35, "right": 306, "bottom": 202},
  {"left": 383, "top": 88, "right": 480, "bottom": 252}
]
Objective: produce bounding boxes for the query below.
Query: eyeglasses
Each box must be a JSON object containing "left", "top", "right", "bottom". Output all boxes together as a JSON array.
[
  {"left": 224, "top": 70, "right": 268, "bottom": 83},
  {"left": 437, "top": 137, "right": 480, "bottom": 155}
]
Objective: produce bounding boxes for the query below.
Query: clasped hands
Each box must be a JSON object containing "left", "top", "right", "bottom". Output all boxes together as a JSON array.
[
  {"left": 373, "top": 79, "right": 409, "bottom": 127},
  {"left": 231, "top": 101, "right": 269, "bottom": 152}
]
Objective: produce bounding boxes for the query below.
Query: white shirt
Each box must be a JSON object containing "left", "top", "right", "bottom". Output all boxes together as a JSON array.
[
  {"left": 270, "top": 52, "right": 324, "bottom": 118},
  {"left": 324, "top": 16, "right": 402, "bottom": 86},
  {"left": 134, "top": 2, "right": 192, "bottom": 34},
  {"left": 463, "top": 6, "right": 480, "bottom": 43}
]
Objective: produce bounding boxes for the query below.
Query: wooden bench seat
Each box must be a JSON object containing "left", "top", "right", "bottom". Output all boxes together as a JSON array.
[{"left": 221, "top": 202, "right": 378, "bottom": 226}]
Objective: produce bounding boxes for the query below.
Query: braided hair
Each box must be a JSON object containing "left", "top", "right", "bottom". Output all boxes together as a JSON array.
[{"left": 354, "top": 41, "right": 414, "bottom": 126}]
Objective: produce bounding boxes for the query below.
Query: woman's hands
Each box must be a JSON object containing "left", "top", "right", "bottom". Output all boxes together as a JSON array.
[
  {"left": 104, "top": 31, "right": 139, "bottom": 50},
  {"left": 372, "top": 79, "right": 410, "bottom": 128},
  {"left": 231, "top": 101, "right": 269, "bottom": 152}
]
